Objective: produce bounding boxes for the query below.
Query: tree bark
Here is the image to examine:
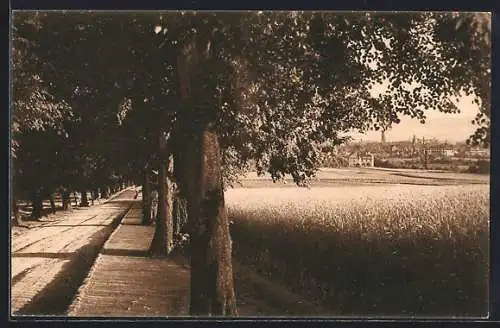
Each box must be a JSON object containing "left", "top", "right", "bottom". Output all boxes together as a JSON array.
[
  {"left": 171, "top": 139, "right": 189, "bottom": 242},
  {"left": 11, "top": 195, "right": 22, "bottom": 227},
  {"left": 80, "top": 189, "right": 89, "bottom": 207},
  {"left": 173, "top": 193, "right": 188, "bottom": 238},
  {"left": 62, "top": 189, "right": 72, "bottom": 211},
  {"left": 49, "top": 193, "right": 56, "bottom": 214},
  {"left": 150, "top": 155, "right": 174, "bottom": 256},
  {"left": 142, "top": 170, "right": 152, "bottom": 225},
  {"left": 177, "top": 35, "right": 237, "bottom": 316},
  {"left": 100, "top": 186, "right": 109, "bottom": 199},
  {"left": 31, "top": 190, "right": 43, "bottom": 220},
  {"left": 185, "top": 129, "right": 237, "bottom": 316},
  {"left": 90, "top": 188, "right": 98, "bottom": 205},
  {"left": 92, "top": 188, "right": 99, "bottom": 200}
]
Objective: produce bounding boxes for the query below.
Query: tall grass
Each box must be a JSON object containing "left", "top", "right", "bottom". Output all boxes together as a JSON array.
[{"left": 227, "top": 184, "right": 489, "bottom": 317}]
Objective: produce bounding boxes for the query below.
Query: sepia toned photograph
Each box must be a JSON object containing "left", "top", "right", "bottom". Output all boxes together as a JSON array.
[{"left": 10, "top": 10, "right": 490, "bottom": 319}]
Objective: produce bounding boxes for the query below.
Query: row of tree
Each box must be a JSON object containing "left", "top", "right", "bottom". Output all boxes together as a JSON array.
[{"left": 11, "top": 11, "right": 490, "bottom": 315}]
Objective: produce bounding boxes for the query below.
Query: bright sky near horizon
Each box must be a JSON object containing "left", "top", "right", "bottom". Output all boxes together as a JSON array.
[{"left": 350, "top": 94, "right": 481, "bottom": 143}]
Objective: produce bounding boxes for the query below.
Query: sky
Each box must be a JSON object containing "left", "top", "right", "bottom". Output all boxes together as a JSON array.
[
  {"left": 349, "top": 28, "right": 488, "bottom": 145},
  {"left": 350, "top": 94, "right": 481, "bottom": 144}
]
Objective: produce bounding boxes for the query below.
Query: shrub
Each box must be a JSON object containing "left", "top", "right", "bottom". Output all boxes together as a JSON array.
[{"left": 468, "top": 160, "right": 490, "bottom": 174}]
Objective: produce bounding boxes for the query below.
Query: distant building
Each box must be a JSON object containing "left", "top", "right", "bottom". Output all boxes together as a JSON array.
[
  {"left": 423, "top": 145, "right": 455, "bottom": 157},
  {"left": 465, "top": 148, "right": 490, "bottom": 158},
  {"left": 443, "top": 148, "right": 455, "bottom": 157},
  {"left": 348, "top": 152, "right": 374, "bottom": 167}
]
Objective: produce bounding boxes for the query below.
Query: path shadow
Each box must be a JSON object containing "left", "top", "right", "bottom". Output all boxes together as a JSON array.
[
  {"left": 100, "top": 248, "right": 150, "bottom": 257},
  {"left": 34, "top": 224, "right": 110, "bottom": 228},
  {"left": 12, "top": 210, "right": 125, "bottom": 316},
  {"left": 103, "top": 200, "right": 139, "bottom": 207},
  {"left": 12, "top": 252, "right": 73, "bottom": 259}
]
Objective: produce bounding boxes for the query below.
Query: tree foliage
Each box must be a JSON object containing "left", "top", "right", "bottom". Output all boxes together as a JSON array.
[
  {"left": 11, "top": 10, "right": 491, "bottom": 314},
  {"left": 14, "top": 11, "right": 490, "bottom": 185},
  {"left": 433, "top": 12, "right": 491, "bottom": 147}
]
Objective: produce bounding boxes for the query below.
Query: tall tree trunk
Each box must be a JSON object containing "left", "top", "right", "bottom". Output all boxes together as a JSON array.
[
  {"left": 80, "top": 189, "right": 89, "bottom": 207},
  {"left": 11, "top": 194, "right": 22, "bottom": 227},
  {"left": 91, "top": 188, "right": 98, "bottom": 205},
  {"left": 150, "top": 154, "right": 174, "bottom": 256},
  {"left": 31, "top": 190, "right": 43, "bottom": 220},
  {"left": 165, "top": 158, "right": 175, "bottom": 252},
  {"left": 172, "top": 140, "right": 189, "bottom": 242},
  {"left": 49, "top": 193, "right": 56, "bottom": 214},
  {"left": 100, "top": 186, "right": 109, "bottom": 199},
  {"left": 184, "top": 129, "right": 237, "bottom": 316},
  {"left": 142, "top": 170, "right": 152, "bottom": 225},
  {"left": 92, "top": 188, "right": 99, "bottom": 200},
  {"left": 177, "top": 35, "right": 237, "bottom": 315},
  {"left": 173, "top": 192, "right": 188, "bottom": 238},
  {"left": 62, "top": 188, "right": 72, "bottom": 211}
]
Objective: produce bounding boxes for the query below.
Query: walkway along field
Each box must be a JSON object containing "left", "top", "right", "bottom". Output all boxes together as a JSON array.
[
  {"left": 67, "top": 194, "right": 332, "bottom": 317},
  {"left": 10, "top": 188, "right": 137, "bottom": 315},
  {"left": 11, "top": 186, "right": 332, "bottom": 317},
  {"left": 10, "top": 166, "right": 490, "bottom": 318}
]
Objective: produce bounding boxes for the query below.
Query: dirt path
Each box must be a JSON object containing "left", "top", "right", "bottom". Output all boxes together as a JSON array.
[
  {"left": 13, "top": 186, "right": 333, "bottom": 317},
  {"left": 10, "top": 188, "right": 138, "bottom": 316},
  {"left": 67, "top": 198, "right": 333, "bottom": 318}
]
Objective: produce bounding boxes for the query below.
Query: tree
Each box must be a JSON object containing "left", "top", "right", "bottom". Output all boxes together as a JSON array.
[
  {"left": 11, "top": 12, "right": 75, "bottom": 222},
  {"left": 433, "top": 12, "right": 491, "bottom": 147},
  {"left": 15, "top": 11, "right": 490, "bottom": 316},
  {"left": 159, "top": 11, "right": 491, "bottom": 315},
  {"left": 17, "top": 12, "right": 145, "bottom": 208},
  {"left": 147, "top": 11, "right": 489, "bottom": 315},
  {"left": 149, "top": 133, "right": 175, "bottom": 256}
]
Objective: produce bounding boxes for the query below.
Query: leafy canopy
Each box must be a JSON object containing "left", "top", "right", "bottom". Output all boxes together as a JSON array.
[{"left": 13, "top": 11, "right": 490, "bottom": 187}]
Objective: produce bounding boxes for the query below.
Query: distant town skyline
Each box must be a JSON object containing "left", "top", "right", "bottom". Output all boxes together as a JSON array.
[{"left": 351, "top": 94, "right": 481, "bottom": 143}]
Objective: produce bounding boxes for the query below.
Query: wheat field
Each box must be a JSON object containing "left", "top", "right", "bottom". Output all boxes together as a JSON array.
[{"left": 226, "top": 182, "right": 489, "bottom": 317}]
